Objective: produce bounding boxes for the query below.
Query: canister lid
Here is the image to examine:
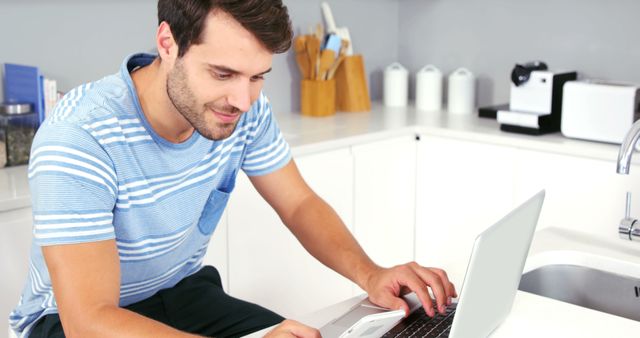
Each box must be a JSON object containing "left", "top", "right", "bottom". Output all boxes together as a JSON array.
[
  {"left": 0, "top": 103, "right": 33, "bottom": 115},
  {"left": 417, "top": 64, "right": 442, "bottom": 75},
  {"left": 449, "top": 67, "right": 474, "bottom": 79},
  {"left": 385, "top": 62, "right": 408, "bottom": 74}
]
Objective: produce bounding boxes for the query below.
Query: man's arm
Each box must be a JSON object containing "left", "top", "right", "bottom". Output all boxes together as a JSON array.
[
  {"left": 43, "top": 240, "right": 202, "bottom": 338},
  {"left": 249, "top": 160, "right": 458, "bottom": 317}
]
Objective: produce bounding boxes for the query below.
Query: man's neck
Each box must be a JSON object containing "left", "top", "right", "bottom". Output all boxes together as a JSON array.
[{"left": 131, "top": 59, "right": 195, "bottom": 143}]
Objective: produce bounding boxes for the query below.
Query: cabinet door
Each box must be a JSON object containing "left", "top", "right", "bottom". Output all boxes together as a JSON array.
[
  {"left": 415, "top": 136, "right": 517, "bottom": 286},
  {"left": 227, "top": 148, "right": 355, "bottom": 318},
  {"left": 514, "top": 149, "right": 640, "bottom": 241},
  {"left": 1, "top": 207, "right": 33, "bottom": 337},
  {"left": 352, "top": 135, "right": 417, "bottom": 271}
]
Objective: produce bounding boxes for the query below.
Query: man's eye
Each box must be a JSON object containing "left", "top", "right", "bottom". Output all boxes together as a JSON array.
[
  {"left": 213, "top": 72, "right": 231, "bottom": 80},
  {"left": 251, "top": 75, "right": 265, "bottom": 82}
]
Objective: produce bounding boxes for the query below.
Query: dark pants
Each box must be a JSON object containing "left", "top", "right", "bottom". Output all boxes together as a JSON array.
[{"left": 29, "top": 266, "right": 284, "bottom": 338}]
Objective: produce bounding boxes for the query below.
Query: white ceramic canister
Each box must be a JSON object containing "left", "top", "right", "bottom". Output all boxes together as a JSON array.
[
  {"left": 447, "top": 67, "right": 476, "bottom": 115},
  {"left": 415, "top": 64, "right": 443, "bottom": 111},
  {"left": 383, "top": 62, "right": 409, "bottom": 107}
]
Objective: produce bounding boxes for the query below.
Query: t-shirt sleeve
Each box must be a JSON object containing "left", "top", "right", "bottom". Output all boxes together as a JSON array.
[
  {"left": 241, "top": 93, "right": 292, "bottom": 176},
  {"left": 28, "top": 121, "right": 117, "bottom": 246}
]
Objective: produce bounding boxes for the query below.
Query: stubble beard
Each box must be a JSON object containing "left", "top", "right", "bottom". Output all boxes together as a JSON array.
[{"left": 166, "top": 59, "right": 240, "bottom": 141}]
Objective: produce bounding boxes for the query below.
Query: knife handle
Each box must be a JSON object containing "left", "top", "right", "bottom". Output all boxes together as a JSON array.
[{"left": 321, "top": 2, "right": 338, "bottom": 33}]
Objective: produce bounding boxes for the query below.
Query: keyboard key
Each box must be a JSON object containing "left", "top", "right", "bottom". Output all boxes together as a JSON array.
[{"left": 383, "top": 305, "right": 456, "bottom": 338}]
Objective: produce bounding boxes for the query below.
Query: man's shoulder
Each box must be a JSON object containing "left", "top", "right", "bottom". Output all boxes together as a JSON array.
[
  {"left": 47, "top": 72, "right": 133, "bottom": 127},
  {"left": 33, "top": 72, "right": 140, "bottom": 156}
]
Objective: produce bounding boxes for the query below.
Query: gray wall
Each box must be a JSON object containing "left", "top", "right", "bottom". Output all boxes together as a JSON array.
[
  {"left": 0, "top": 0, "right": 158, "bottom": 107},
  {"left": 0, "top": 0, "right": 399, "bottom": 114},
  {"left": 6, "top": 0, "right": 635, "bottom": 112},
  {"left": 398, "top": 0, "right": 640, "bottom": 107}
]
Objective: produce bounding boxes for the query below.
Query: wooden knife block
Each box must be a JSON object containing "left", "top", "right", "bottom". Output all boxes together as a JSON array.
[
  {"left": 334, "top": 54, "right": 371, "bottom": 112},
  {"left": 301, "top": 79, "right": 336, "bottom": 117}
]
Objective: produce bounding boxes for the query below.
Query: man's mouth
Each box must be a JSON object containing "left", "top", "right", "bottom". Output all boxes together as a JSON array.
[{"left": 211, "top": 108, "right": 239, "bottom": 124}]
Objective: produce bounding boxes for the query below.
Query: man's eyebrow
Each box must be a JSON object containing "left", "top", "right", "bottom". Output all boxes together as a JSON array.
[
  {"left": 256, "top": 67, "right": 272, "bottom": 76},
  {"left": 208, "top": 64, "right": 272, "bottom": 76}
]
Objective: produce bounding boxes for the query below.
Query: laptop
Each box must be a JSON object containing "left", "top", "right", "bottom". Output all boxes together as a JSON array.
[{"left": 320, "top": 190, "right": 545, "bottom": 338}]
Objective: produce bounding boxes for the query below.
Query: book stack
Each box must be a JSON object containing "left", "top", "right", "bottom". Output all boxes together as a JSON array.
[
  {"left": 43, "top": 78, "right": 60, "bottom": 119},
  {"left": 2, "top": 63, "right": 61, "bottom": 126}
]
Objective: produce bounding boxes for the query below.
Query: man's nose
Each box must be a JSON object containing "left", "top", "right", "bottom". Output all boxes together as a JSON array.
[{"left": 227, "top": 78, "right": 252, "bottom": 113}]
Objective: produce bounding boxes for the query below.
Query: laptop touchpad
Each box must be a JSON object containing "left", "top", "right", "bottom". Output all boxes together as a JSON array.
[{"left": 332, "top": 305, "right": 389, "bottom": 328}]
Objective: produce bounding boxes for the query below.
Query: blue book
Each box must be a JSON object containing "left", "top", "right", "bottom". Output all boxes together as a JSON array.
[{"left": 3, "top": 63, "right": 46, "bottom": 125}]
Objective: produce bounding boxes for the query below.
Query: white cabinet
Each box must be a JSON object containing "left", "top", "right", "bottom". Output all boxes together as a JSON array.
[
  {"left": 227, "top": 148, "right": 355, "bottom": 318},
  {"left": 414, "top": 135, "right": 640, "bottom": 286},
  {"left": 1, "top": 207, "right": 33, "bottom": 337},
  {"left": 415, "top": 136, "right": 517, "bottom": 286},
  {"left": 514, "top": 149, "right": 640, "bottom": 241},
  {"left": 351, "top": 136, "right": 417, "bottom": 270},
  {"left": 225, "top": 135, "right": 420, "bottom": 316}
]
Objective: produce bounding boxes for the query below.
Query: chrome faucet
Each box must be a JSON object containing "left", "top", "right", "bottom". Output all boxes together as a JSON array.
[
  {"left": 617, "top": 119, "right": 640, "bottom": 174},
  {"left": 619, "top": 192, "right": 639, "bottom": 240},
  {"left": 617, "top": 119, "right": 640, "bottom": 240}
]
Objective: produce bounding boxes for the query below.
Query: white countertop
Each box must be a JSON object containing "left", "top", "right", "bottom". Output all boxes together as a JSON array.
[
  {"left": 278, "top": 104, "right": 630, "bottom": 164},
  {"left": 1, "top": 104, "right": 632, "bottom": 212},
  {"left": 249, "top": 291, "right": 640, "bottom": 338},
  {"left": 246, "top": 227, "right": 640, "bottom": 337},
  {"left": 0, "top": 165, "right": 30, "bottom": 212}
]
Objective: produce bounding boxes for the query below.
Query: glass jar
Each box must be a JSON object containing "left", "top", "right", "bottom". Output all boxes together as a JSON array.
[
  {"left": 0, "top": 103, "right": 37, "bottom": 167},
  {"left": 0, "top": 125, "right": 6, "bottom": 168}
]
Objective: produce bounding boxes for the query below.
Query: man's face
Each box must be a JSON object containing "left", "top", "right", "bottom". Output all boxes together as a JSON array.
[{"left": 166, "top": 10, "right": 273, "bottom": 141}]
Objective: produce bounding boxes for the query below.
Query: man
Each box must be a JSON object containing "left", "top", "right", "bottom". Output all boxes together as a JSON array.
[{"left": 10, "top": 1, "right": 457, "bottom": 337}]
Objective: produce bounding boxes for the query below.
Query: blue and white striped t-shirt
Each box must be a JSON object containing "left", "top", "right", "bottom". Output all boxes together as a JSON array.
[{"left": 9, "top": 53, "right": 292, "bottom": 337}]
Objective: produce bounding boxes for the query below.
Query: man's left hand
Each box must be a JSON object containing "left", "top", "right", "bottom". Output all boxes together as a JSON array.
[{"left": 362, "top": 262, "right": 458, "bottom": 318}]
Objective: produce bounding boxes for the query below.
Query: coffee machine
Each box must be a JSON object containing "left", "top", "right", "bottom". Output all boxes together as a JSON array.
[{"left": 497, "top": 62, "right": 577, "bottom": 135}]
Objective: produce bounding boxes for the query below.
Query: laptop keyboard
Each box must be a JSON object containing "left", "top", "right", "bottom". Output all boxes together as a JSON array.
[{"left": 381, "top": 303, "right": 457, "bottom": 338}]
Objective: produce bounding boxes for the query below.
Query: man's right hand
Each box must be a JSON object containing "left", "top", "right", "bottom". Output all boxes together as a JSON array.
[{"left": 264, "top": 320, "right": 321, "bottom": 338}]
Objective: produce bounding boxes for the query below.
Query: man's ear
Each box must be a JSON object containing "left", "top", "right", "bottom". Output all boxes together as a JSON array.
[{"left": 156, "top": 21, "right": 178, "bottom": 62}]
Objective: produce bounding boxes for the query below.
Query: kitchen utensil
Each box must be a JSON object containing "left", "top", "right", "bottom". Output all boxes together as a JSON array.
[
  {"left": 315, "top": 23, "right": 324, "bottom": 44},
  {"left": 319, "top": 49, "right": 336, "bottom": 80},
  {"left": 509, "top": 68, "right": 576, "bottom": 115},
  {"left": 326, "top": 55, "right": 345, "bottom": 80},
  {"left": 383, "top": 62, "right": 409, "bottom": 107},
  {"left": 0, "top": 103, "right": 37, "bottom": 166},
  {"left": 301, "top": 79, "right": 336, "bottom": 117},
  {"left": 325, "top": 39, "right": 349, "bottom": 79},
  {"left": 511, "top": 61, "right": 548, "bottom": 87},
  {"left": 334, "top": 54, "right": 370, "bottom": 112},
  {"left": 306, "top": 36, "right": 321, "bottom": 80},
  {"left": 448, "top": 68, "right": 476, "bottom": 115},
  {"left": 322, "top": 34, "right": 342, "bottom": 55},
  {"left": 561, "top": 80, "right": 640, "bottom": 144},
  {"left": 294, "top": 35, "right": 310, "bottom": 79},
  {"left": 339, "top": 39, "right": 349, "bottom": 58},
  {"left": 415, "top": 64, "right": 443, "bottom": 112},
  {"left": 0, "top": 103, "right": 32, "bottom": 115},
  {"left": 500, "top": 68, "right": 577, "bottom": 135},
  {"left": 321, "top": 2, "right": 353, "bottom": 55}
]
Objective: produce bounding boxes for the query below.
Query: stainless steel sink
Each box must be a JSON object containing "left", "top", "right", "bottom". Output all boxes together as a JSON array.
[{"left": 519, "top": 264, "right": 640, "bottom": 321}]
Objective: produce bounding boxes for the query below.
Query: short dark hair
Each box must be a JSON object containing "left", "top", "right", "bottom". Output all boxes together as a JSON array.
[{"left": 158, "top": 0, "right": 293, "bottom": 57}]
